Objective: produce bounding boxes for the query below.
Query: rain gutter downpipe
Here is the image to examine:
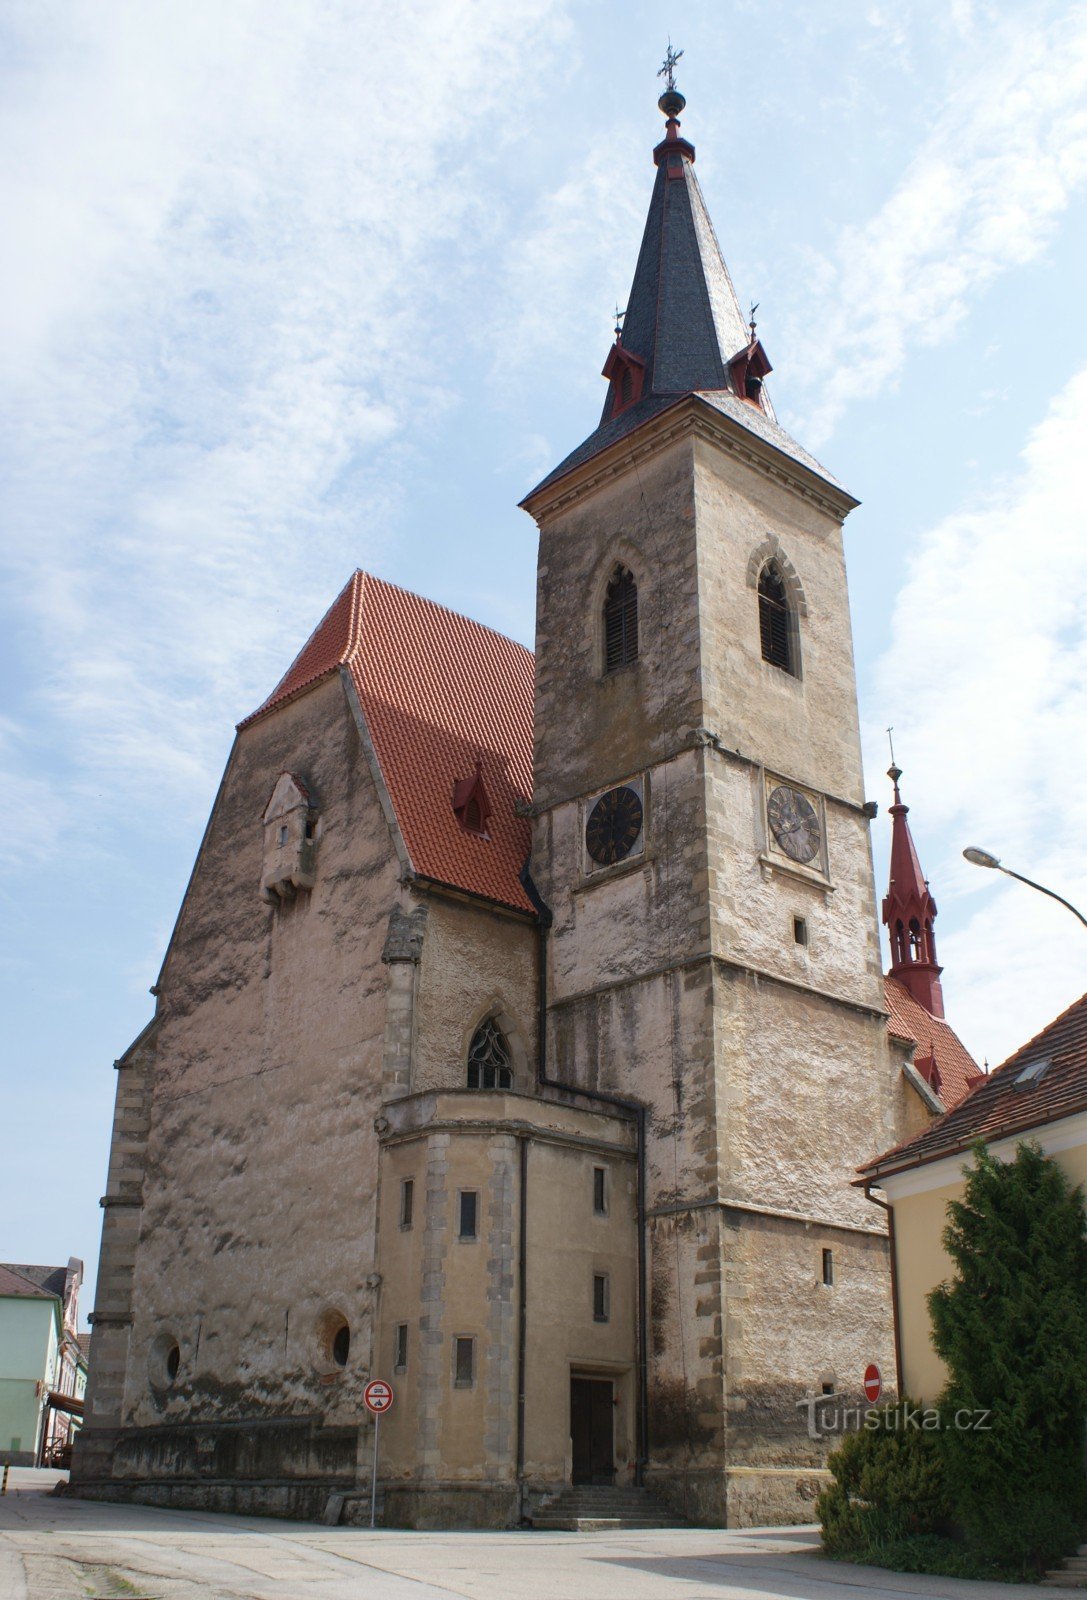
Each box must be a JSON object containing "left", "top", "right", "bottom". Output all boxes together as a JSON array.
[
  {"left": 520, "top": 863, "right": 650, "bottom": 1490},
  {"left": 863, "top": 1180, "right": 904, "bottom": 1397}
]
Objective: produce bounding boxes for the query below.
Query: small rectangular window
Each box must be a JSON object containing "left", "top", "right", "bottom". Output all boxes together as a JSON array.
[
  {"left": 304, "top": 818, "right": 315, "bottom": 840},
  {"left": 400, "top": 1179, "right": 414, "bottom": 1230},
  {"left": 793, "top": 915, "right": 808, "bottom": 946},
  {"left": 278, "top": 824, "right": 288, "bottom": 846},
  {"left": 822, "top": 1248, "right": 834, "bottom": 1287},
  {"left": 458, "top": 1191, "right": 478, "bottom": 1240},
  {"left": 394, "top": 1323, "right": 408, "bottom": 1372},
  {"left": 822, "top": 1380, "right": 835, "bottom": 1396},
  {"left": 454, "top": 1336, "right": 474, "bottom": 1387},
  {"left": 592, "top": 1272, "right": 609, "bottom": 1323},
  {"left": 593, "top": 1166, "right": 607, "bottom": 1216}
]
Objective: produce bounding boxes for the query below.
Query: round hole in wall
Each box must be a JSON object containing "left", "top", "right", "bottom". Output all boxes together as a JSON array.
[
  {"left": 332, "top": 1322, "right": 350, "bottom": 1368},
  {"left": 148, "top": 1331, "right": 182, "bottom": 1397}
]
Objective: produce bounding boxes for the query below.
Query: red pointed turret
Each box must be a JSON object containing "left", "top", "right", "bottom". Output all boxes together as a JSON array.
[{"left": 882, "top": 764, "right": 945, "bottom": 1019}]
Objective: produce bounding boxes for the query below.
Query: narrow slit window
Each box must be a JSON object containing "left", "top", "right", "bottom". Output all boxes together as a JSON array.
[
  {"left": 822, "top": 1248, "right": 834, "bottom": 1287},
  {"left": 278, "top": 824, "right": 289, "bottom": 846},
  {"left": 400, "top": 1178, "right": 414, "bottom": 1230},
  {"left": 593, "top": 1272, "right": 609, "bottom": 1323},
  {"left": 454, "top": 1336, "right": 475, "bottom": 1387},
  {"left": 593, "top": 1166, "right": 607, "bottom": 1216},
  {"left": 394, "top": 1323, "right": 408, "bottom": 1372},
  {"left": 758, "top": 563, "right": 794, "bottom": 674},
  {"left": 467, "top": 1019, "right": 512, "bottom": 1090},
  {"left": 603, "top": 567, "right": 638, "bottom": 672},
  {"left": 793, "top": 916, "right": 808, "bottom": 946},
  {"left": 458, "top": 1190, "right": 478, "bottom": 1240}
]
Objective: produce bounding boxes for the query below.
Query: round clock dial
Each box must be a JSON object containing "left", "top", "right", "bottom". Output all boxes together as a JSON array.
[
  {"left": 767, "top": 785, "right": 822, "bottom": 865},
  {"left": 586, "top": 785, "right": 644, "bottom": 866}
]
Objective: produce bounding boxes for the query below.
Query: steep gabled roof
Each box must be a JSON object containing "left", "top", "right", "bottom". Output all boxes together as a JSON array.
[
  {"left": 241, "top": 573, "right": 534, "bottom": 914},
  {"left": 883, "top": 976, "right": 980, "bottom": 1111},
  {"left": 863, "top": 988, "right": 1087, "bottom": 1181}
]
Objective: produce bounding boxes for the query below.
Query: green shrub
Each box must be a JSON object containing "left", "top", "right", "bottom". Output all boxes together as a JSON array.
[
  {"left": 929, "top": 1141, "right": 1087, "bottom": 1573},
  {"left": 817, "top": 1400, "right": 952, "bottom": 1556}
]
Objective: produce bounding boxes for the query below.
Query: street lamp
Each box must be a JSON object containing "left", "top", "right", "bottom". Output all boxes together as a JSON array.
[{"left": 962, "top": 848, "right": 1087, "bottom": 931}]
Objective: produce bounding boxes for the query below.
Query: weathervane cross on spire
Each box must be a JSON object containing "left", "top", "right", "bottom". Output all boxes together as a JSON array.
[{"left": 658, "top": 41, "right": 684, "bottom": 92}]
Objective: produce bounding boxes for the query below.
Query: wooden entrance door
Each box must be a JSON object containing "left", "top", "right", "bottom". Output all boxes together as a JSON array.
[{"left": 570, "top": 1376, "right": 615, "bottom": 1484}]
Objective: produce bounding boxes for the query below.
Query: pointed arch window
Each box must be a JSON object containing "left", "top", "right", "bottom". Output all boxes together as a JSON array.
[
  {"left": 604, "top": 567, "right": 638, "bottom": 673},
  {"left": 467, "top": 1018, "right": 512, "bottom": 1090},
  {"left": 758, "top": 562, "right": 794, "bottom": 675}
]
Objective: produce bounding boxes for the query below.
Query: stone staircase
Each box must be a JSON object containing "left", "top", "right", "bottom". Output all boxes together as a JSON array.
[
  {"left": 530, "top": 1484, "right": 688, "bottom": 1531},
  {"left": 1043, "top": 1545, "right": 1087, "bottom": 1587}
]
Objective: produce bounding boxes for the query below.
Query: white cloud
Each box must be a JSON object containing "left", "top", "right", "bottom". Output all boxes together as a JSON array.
[
  {"left": 867, "top": 364, "right": 1087, "bottom": 1065},
  {"left": 784, "top": 5, "right": 1087, "bottom": 443},
  {"left": 0, "top": 0, "right": 571, "bottom": 837}
]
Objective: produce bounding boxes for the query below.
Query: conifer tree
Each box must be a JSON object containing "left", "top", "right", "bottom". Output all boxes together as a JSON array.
[{"left": 929, "top": 1141, "right": 1087, "bottom": 1571}]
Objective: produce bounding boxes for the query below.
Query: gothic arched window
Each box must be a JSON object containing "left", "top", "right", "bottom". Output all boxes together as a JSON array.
[
  {"left": 603, "top": 566, "right": 638, "bottom": 673},
  {"left": 467, "top": 1018, "right": 512, "bottom": 1090},
  {"left": 758, "top": 562, "right": 794, "bottom": 674}
]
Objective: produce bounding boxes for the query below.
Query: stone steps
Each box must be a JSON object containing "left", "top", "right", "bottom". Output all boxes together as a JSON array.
[
  {"left": 530, "top": 1486, "right": 687, "bottom": 1532},
  {"left": 1041, "top": 1544, "right": 1087, "bottom": 1586}
]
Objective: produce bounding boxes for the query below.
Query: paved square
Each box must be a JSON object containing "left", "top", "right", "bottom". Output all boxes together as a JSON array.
[{"left": 0, "top": 1471, "right": 1081, "bottom": 1600}]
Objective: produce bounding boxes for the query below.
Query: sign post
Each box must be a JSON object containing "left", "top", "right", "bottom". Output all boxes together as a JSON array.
[{"left": 363, "top": 1379, "right": 394, "bottom": 1529}]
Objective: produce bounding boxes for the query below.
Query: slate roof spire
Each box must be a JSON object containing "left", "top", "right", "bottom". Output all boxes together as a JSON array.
[
  {"left": 882, "top": 764, "right": 945, "bottom": 1019},
  {"left": 525, "top": 65, "right": 850, "bottom": 505}
]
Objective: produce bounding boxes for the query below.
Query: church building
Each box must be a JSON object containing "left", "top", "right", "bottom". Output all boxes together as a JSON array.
[{"left": 73, "top": 72, "right": 976, "bottom": 1528}]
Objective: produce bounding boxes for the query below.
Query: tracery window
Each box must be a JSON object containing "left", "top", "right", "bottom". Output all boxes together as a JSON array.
[
  {"left": 758, "top": 561, "right": 794, "bottom": 674},
  {"left": 603, "top": 566, "right": 638, "bottom": 672},
  {"left": 467, "top": 1018, "right": 512, "bottom": 1090}
]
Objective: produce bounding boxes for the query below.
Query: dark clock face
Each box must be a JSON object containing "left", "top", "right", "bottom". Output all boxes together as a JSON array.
[
  {"left": 586, "top": 785, "right": 644, "bottom": 866},
  {"left": 767, "top": 785, "right": 822, "bottom": 865}
]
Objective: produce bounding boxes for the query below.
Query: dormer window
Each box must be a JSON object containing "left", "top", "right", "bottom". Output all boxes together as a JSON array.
[
  {"left": 601, "top": 342, "right": 646, "bottom": 420},
  {"left": 728, "top": 337, "right": 772, "bottom": 411},
  {"left": 452, "top": 758, "right": 491, "bottom": 837}
]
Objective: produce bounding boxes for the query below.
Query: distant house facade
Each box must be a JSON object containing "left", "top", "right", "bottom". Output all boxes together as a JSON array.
[
  {"left": 0, "top": 1258, "right": 87, "bottom": 1465},
  {"left": 860, "top": 990, "right": 1087, "bottom": 1400}
]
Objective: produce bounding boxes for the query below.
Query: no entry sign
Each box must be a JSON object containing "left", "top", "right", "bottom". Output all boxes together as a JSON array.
[
  {"left": 364, "top": 1379, "right": 394, "bottom": 1414},
  {"left": 863, "top": 1364, "right": 882, "bottom": 1404}
]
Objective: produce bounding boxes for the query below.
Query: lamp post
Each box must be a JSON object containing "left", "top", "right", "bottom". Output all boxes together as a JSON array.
[{"left": 962, "top": 848, "right": 1087, "bottom": 931}]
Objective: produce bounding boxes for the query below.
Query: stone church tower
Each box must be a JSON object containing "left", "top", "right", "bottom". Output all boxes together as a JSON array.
[{"left": 72, "top": 77, "right": 963, "bottom": 1529}]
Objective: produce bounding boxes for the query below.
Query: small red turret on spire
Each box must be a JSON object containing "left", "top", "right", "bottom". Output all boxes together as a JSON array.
[{"left": 882, "top": 763, "right": 945, "bottom": 1019}]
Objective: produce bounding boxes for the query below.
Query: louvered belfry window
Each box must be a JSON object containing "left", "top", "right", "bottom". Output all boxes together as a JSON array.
[
  {"left": 467, "top": 1018, "right": 512, "bottom": 1089},
  {"left": 603, "top": 566, "right": 638, "bottom": 672},
  {"left": 758, "top": 563, "right": 793, "bottom": 673}
]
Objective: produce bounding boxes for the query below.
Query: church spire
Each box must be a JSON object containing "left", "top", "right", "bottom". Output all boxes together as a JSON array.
[
  {"left": 603, "top": 57, "right": 770, "bottom": 424},
  {"left": 882, "top": 764, "right": 945, "bottom": 1019}
]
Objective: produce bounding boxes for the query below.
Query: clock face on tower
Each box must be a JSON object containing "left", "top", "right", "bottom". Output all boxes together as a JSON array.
[
  {"left": 767, "top": 785, "right": 822, "bottom": 865},
  {"left": 585, "top": 785, "right": 644, "bottom": 867}
]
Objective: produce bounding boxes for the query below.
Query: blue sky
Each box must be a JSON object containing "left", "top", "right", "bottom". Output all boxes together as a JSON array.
[{"left": 3, "top": 0, "right": 1086, "bottom": 1316}]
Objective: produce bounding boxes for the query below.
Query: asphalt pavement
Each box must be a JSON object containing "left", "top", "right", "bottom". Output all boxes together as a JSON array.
[{"left": 0, "top": 1467, "right": 1081, "bottom": 1600}]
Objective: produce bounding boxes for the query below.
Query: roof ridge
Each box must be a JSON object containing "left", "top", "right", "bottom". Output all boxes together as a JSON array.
[{"left": 360, "top": 572, "right": 533, "bottom": 659}]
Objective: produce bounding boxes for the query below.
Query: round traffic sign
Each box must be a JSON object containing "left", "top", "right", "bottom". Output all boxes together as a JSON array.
[
  {"left": 364, "top": 1378, "right": 394, "bottom": 1414},
  {"left": 863, "top": 1364, "right": 882, "bottom": 1404}
]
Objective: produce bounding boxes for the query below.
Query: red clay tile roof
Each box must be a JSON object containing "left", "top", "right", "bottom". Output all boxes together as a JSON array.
[
  {"left": 883, "top": 975, "right": 980, "bottom": 1111},
  {"left": 241, "top": 572, "right": 534, "bottom": 914},
  {"left": 862, "top": 987, "right": 1087, "bottom": 1180}
]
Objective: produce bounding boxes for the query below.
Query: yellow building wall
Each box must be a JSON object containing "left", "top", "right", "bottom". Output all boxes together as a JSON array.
[{"left": 888, "top": 1132, "right": 1087, "bottom": 1402}]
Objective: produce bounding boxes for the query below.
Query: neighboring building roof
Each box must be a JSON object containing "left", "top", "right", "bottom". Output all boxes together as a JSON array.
[
  {"left": 0, "top": 1263, "right": 67, "bottom": 1298},
  {"left": 241, "top": 572, "right": 535, "bottom": 915},
  {"left": 0, "top": 1263, "right": 58, "bottom": 1299},
  {"left": 77, "top": 1331, "right": 92, "bottom": 1360},
  {"left": 883, "top": 976, "right": 980, "bottom": 1112},
  {"left": 863, "top": 988, "right": 1087, "bottom": 1181}
]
